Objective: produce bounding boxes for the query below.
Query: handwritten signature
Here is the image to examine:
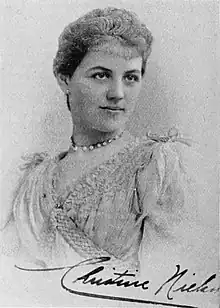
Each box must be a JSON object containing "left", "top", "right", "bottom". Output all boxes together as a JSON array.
[{"left": 15, "top": 256, "right": 219, "bottom": 308}]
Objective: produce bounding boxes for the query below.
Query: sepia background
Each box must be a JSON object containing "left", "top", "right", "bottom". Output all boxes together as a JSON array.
[{"left": 0, "top": 0, "right": 219, "bottom": 307}]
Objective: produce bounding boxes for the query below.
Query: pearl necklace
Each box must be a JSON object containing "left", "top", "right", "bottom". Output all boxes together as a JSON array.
[{"left": 70, "top": 131, "right": 124, "bottom": 152}]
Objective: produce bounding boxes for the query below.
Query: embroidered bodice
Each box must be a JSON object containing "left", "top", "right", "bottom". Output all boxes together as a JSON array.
[{"left": 11, "top": 134, "right": 189, "bottom": 270}]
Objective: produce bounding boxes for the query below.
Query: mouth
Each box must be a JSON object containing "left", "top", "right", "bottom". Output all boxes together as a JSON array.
[{"left": 100, "top": 106, "right": 125, "bottom": 111}]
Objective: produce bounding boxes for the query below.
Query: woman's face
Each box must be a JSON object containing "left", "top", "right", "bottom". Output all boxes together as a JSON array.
[{"left": 62, "top": 42, "right": 143, "bottom": 133}]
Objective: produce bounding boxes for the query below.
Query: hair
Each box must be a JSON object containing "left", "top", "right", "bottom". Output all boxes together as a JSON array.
[{"left": 53, "top": 7, "right": 154, "bottom": 80}]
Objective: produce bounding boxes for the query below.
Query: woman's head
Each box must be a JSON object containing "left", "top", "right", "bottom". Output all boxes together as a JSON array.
[{"left": 53, "top": 7, "right": 153, "bottom": 134}]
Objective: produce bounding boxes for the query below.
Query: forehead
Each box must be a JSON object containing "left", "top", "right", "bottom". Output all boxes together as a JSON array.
[{"left": 77, "top": 41, "right": 142, "bottom": 72}]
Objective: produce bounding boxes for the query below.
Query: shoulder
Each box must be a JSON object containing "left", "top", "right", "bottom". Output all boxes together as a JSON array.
[
  {"left": 134, "top": 128, "right": 193, "bottom": 168},
  {"left": 132, "top": 129, "right": 193, "bottom": 194},
  {"left": 13, "top": 152, "right": 55, "bottom": 196},
  {"left": 12, "top": 150, "right": 65, "bottom": 211},
  {"left": 11, "top": 150, "right": 67, "bottom": 233},
  {"left": 16, "top": 150, "right": 68, "bottom": 180},
  {"left": 18, "top": 152, "right": 56, "bottom": 172}
]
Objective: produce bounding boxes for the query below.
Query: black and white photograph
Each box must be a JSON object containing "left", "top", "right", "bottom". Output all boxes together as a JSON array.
[{"left": 0, "top": 1, "right": 219, "bottom": 307}]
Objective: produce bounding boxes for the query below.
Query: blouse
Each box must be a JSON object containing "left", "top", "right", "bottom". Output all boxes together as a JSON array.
[{"left": 11, "top": 133, "right": 189, "bottom": 271}]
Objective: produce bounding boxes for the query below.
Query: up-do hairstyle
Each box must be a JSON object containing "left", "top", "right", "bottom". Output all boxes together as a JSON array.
[{"left": 53, "top": 7, "right": 153, "bottom": 79}]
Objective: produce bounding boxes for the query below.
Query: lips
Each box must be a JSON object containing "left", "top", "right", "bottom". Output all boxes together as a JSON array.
[{"left": 100, "top": 106, "right": 125, "bottom": 111}]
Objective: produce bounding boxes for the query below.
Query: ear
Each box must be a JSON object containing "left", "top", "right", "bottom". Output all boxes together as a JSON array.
[{"left": 56, "top": 74, "right": 70, "bottom": 94}]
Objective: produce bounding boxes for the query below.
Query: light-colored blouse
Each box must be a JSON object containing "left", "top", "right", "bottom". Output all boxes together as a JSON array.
[{"left": 11, "top": 134, "right": 189, "bottom": 271}]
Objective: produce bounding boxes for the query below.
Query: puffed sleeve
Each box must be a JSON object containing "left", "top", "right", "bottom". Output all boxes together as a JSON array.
[
  {"left": 7, "top": 153, "right": 60, "bottom": 266},
  {"left": 136, "top": 141, "right": 191, "bottom": 245}
]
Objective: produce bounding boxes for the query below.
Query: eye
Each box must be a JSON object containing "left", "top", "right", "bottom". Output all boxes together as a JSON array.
[
  {"left": 124, "top": 74, "right": 140, "bottom": 83},
  {"left": 92, "top": 72, "right": 110, "bottom": 80}
]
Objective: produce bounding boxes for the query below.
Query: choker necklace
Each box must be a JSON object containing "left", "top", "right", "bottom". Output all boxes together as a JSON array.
[{"left": 70, "top": 131, "right": 124, "bottom": 152}]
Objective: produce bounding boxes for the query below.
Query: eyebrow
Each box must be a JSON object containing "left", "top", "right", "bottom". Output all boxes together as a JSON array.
[{"left": 87, "top": 66, "right": 141, "bottom": 74}]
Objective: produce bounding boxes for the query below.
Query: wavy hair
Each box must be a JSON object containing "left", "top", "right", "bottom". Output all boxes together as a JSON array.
[{"left": 53, "top": 7, "right": 153, "bottom": 79}]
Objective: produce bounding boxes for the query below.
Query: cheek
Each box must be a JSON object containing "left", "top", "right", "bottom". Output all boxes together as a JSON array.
[
  {"left": 77, "top": 82, "right": 105, "bottom": 106},
  {"left": 126, "top": 85, "right": 142, "bottom": 105},
  {"left": 74, "top": 87, "right": 106, "bottom": 124}
]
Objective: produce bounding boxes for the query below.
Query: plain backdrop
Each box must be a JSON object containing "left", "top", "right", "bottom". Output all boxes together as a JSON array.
[{"left": 0, "top": 0, "right": 219, "bottom": 307}]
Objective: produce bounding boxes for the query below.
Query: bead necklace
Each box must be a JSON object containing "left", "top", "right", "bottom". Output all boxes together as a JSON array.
[{"left": 70, "top": 131, "right": 124, "bottom": 152}]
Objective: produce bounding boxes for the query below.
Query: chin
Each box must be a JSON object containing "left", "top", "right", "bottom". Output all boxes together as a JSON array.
[
  {"left": 88, "top": 110, "right": 130, "bottom": 133},
  {"left": 96, "top": 120, "right": 127, "bottom": 133}
]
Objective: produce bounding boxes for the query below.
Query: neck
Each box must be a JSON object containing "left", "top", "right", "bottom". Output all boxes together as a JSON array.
[{"left": 71, "top": 125, "right": 125, "bottom": 147}]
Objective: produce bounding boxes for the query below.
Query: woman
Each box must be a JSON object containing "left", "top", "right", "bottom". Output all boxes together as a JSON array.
[{"left": 5, "top": 7, "right": 191, "bottom": 272}]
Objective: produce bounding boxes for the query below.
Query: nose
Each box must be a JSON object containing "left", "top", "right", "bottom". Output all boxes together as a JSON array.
[{"left": 106, "top": 80, "right": 124, "bottom": 102}]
